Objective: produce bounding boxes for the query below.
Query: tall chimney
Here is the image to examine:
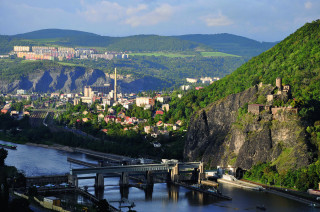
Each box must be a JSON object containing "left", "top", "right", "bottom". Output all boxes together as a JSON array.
[{"left": 114, "top": 68, "right": 117, "bottom": 102}]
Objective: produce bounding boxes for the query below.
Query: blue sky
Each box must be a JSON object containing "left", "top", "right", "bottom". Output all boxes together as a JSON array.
[{"left": 0, "top": 0, "right": 319, "bottom": 41}]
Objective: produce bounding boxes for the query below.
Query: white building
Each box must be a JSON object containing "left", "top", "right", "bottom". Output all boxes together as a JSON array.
[
  {"left": 136, "top": 97, "right": 155, "bottom": 107},
  {"left": 186, "top": 78, "right": 198, "bottom": 83},
  {"left": 156, "top": 96, "right": 170, "bottom": 103},
  {"left": 16, "top": 89, "right": 26, "bottom": 95},
  {"left": 181, "top": 85, "right": 191, "bottom": 91}
]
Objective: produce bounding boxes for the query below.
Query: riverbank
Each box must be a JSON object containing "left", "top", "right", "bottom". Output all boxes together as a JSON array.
[
  {"left": 217, "top": 177, "right": 263, "bottom": 191},
  {"left": 0, "top": 137, "right": 76, "bottom": 153},
  {"left": 25, "top": 143, "right": 74, "bottom": 153},
  {"left": 240, "top": 179, "right": 320, "bottom": 207}
]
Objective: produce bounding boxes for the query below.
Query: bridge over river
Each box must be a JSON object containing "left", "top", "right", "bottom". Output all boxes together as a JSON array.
[{"left": 68, "top": 160, "right": 204, "bottom": 189}]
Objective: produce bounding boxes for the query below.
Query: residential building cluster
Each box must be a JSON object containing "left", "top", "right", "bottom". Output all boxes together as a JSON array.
[
  {"left": 13, "top": 46, "right": 129, "bottom": 61},
  {"left": 181, "top": 77, "right": 220, "bottom": 90},
  {"left": 0, "top": 68, "right": 187, "bottom": 149}
]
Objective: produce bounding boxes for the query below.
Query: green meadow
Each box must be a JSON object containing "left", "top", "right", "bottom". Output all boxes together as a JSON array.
[{"left": 200, "top": 51, "right": 240, "bottom": 57}]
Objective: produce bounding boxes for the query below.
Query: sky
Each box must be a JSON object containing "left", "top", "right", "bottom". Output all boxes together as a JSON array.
[{"left": 0, "top": 0, "right": 319, "bottom": 42}]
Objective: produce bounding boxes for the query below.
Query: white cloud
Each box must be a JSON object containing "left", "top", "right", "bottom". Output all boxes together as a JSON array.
[
  {"left": 126, "top": 4, "right": 148, "bottom": 16},
  {"left": 80, "top": 1, "right": 124, "bottom": 23},
  {"left": 125, "top": 4, "right": 174, "bottom": 27},
  {"left": 304, "top": 1, "right": 312, "bottom": 9},
  {"left": 79, "top": 1, "right": 174, "bottom": 27},
  {"left": 201, "top": 12, "right": 233, "bottom": 27}
]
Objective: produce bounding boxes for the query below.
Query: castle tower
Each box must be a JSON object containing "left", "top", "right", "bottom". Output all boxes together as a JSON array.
[
  {"left": 114, "top": 68, "right": 117, "bottom": 102},
  {"left": 276, "top": 77, "right": 282, "bottom": 90}
]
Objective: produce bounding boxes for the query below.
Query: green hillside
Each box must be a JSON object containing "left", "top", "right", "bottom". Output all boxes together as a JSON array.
[
  {"left": 0, "top": 55, "right": 247, "bottom": 86},
  {"left": 12, "top": 29, "right": 209, "bottom": 52},
  {"left": 0, "top": 29, "right": 277, "bottom": 56},
  {"left": 177, "top": 33, "right": 277, "bottom": 57},
  {"left": 105, "top": 35, "right": 210, "bottom": 52},
  {"left": 169, "top": 20, "right": 320, "bottom": 123},
  {"left": 14, "top": 29, "right": 99, "bottom": 39},
  {"left": 0, "top": 36, "right": 37, "bottom": 54}
]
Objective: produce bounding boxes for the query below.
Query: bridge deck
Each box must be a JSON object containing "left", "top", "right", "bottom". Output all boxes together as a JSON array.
[
  {"left": 67, "top": 157, "right": 99, "bottom": 168},
  {"left": 71, "top": 162, "right": 201, "bottom": 175}
]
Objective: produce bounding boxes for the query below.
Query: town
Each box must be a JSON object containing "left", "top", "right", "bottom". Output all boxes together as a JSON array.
[
  {"left": 0, "top": 67, "right": 222, "bottom": 151},
  {"left": 10, "top": 45, "right": 129, "bottom": 61}
]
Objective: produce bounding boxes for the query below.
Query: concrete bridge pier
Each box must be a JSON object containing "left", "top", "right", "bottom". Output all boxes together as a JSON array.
[
  {"left": 94, "top": 187, "right": 104, "bottom": 200},
  {"left": 68, "top": 174, "right": 78, "bottom": 187},
  {"left": 146, "top": 171, "right": 154, "bottom": 185},
  {"left": 198, "top": 162, "right": 205, "bottom": 183},
  {"left": 120, "top": 172, "right": 129, "bottom": 186},
  {"left": 171, "top": 163, "right": 179, "bottom": 182},
  {"left": 191, "top": 168, "right": 199, "bottom": 182},
  {"left": 95, "top": 173, "right": 104, "bottom": 190},
  {"left": 166, "top": 169, "right": 172, "bottom": 182},
  {"left": 120, "top": 186, "right": 129, "bottom": 199},
  {"left": 145, "top": 184, "right": 153, "bottom": 200}
]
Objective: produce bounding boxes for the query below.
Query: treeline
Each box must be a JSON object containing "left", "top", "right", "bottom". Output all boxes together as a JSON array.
[
  {"left": 105, "top": 35, "right": 211, "bottom": 52},
  {"left": 0, "top": 58, "right": 65, "bottom": 82},
  {"left": 244, "top": 161, "right": 320, "bottom": 191},
  {"left": 0, "top": 35, "right": 36, "bottom": 54}
]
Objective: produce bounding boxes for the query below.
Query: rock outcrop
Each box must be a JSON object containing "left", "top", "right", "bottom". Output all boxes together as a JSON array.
[
  {"left": 184, "top": 85, "right": 310, "bottom": 171},
  {"left": 0, "top": 67, "right": 171, "bottom": 93}
]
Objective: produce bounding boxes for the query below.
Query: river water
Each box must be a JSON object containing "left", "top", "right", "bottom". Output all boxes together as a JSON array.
[{"left": 1, "top": 140, "right": 319, "bottom": 212}]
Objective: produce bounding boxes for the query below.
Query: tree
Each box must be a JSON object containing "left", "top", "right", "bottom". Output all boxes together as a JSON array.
[{"left": 0, "top": 148, "right": 8, "bottom": 167}]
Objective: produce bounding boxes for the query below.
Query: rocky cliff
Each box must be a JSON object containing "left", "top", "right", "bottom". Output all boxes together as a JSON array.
[
  {"left": 0, "top": 67, "right": 171, "bottom": 93},
  {"left": 184, "top": 85, "right": 310, "bottom": 170}
]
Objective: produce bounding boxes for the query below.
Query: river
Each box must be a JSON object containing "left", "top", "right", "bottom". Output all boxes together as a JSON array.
[{"left": 1, "top": 140, "right": 319, "bottom": 212}]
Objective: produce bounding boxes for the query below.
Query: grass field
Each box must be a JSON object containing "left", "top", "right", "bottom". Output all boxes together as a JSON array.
[
  {"left": 130, "top": 51, "right": 241, "bottom": 58},
  {"left": 129, "top": 52, "right": 195, "bottom": 58},
  {"left": 200, "top": 52, "right": 240, "bottom": 57},
  {"left": 20, "top": 60, "right": 38, "bottom": 63},
  {"left": 57, "top": 61, "right": 84, "bottom": 67}
]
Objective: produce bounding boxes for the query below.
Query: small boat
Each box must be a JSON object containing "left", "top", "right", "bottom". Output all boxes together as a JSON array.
[
  {"left": 207, "top": 188, "right": 217, "bottom": 193},
  {"left": 207, "top": 188, "right": 218, "bottom": 193},
  {"left": 0, "top": 143, "right": 17, "bottom": 150},
  {"left": 191, "top": 184, "right": 201, "bottom": 189}
]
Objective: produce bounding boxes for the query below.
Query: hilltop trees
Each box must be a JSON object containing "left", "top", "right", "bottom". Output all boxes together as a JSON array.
[{"left": 0, "top": 148, "right": 8, "bottom": 167}]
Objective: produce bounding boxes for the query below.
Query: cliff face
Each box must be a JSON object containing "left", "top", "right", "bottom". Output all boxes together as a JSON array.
[
  {"left": 0, "top": 67, "right": 171, "bottom": 93},
  {"left": 0, "top": 67, "right": 108, "bottom": 93},
  {"left": 184, "top": 85, "right": 310, "bottom": 170}
]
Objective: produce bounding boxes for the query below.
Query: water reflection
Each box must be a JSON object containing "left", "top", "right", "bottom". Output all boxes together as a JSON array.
[
  {"left": 167, "top": 183, "right": 179, "bottom": 202},
  {"left": 144, "top": 185, "right": 153, "bottom": 201},
  {"left": 120, "top": 186, "right": 129, "bottom": 199},
  {"left": 1, "top": 140, "right": 317, "bottom": 212}
]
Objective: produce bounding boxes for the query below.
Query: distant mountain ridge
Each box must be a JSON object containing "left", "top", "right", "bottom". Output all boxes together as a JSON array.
[
  {"left": 0, "top": 29, "right": 278, "bottom": 57},
  {"left": 14, "top": 29, "right": 100, "bottom": 39}
]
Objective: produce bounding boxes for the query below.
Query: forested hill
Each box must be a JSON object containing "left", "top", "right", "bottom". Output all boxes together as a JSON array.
[
  {"left": 168, "top": 19, "right": 320, "bottom": 123},
  {"left": 0, "top": 29, "right": 277, "bottom": 56},
  {"left": 14, "top": 29, "right": 99, "bottom": 39},
  {"left": 176, "top": 33, "right": 277, "bottom": 57}
]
